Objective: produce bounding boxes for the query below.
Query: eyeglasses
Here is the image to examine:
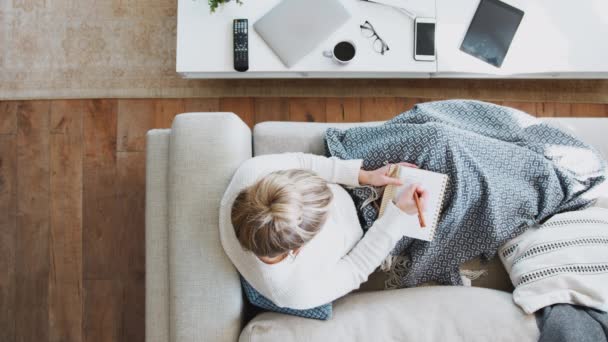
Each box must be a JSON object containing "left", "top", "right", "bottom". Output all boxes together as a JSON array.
[{"left": 360, "top": 20, "right": 390, "bottom": 55}]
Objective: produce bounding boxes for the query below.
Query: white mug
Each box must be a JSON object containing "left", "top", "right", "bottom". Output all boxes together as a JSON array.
[{"left": 323, "top": 40, "right": 357, "bottom": 64}]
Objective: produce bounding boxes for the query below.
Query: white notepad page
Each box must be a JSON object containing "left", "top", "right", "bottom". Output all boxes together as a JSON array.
[{"left": 379, "top": 165, "right": 449, "bottom": 242}]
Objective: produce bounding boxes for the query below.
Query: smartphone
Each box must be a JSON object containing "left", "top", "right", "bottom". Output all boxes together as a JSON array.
[{"left": 414, "top": 17, "right": 436, "bottom": 61}]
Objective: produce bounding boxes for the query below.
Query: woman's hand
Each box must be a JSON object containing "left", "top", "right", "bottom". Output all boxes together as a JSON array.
[
  {"left": 358, "top": 162, "right": 419, "bottom": 187},
  {"left": 395, "top": 184, "right": 428, "bottom": 215}
]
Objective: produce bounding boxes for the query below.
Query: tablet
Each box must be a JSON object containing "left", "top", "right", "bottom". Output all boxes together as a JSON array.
[{"left": 460, "top": 0, "right": 524, "bottom": 68}]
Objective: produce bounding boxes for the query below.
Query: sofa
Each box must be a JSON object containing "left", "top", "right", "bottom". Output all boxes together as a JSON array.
[{"left": 145, "top": 112, "right": 608, "bottom": 342}]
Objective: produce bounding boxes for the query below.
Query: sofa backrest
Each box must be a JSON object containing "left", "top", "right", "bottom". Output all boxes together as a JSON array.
[{"left": 253, "top": 118, "right": 608, "bottom": 159}]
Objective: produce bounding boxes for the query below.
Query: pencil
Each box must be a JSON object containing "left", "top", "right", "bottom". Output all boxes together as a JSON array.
[{"left": 413, "top": 191, "right": 426, "bottom": 228}]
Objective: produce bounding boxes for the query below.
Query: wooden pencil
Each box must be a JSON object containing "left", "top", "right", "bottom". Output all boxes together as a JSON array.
[{"left": 413, "top": 191, "right": 426, "bottom": 228}]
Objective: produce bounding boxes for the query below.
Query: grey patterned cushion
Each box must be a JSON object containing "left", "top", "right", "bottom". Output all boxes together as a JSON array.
[{"left": 240, "top": 277, "right": 332, "bottom": 320}]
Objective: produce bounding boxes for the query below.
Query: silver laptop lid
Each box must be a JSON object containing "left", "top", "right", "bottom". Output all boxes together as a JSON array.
[{"left": 254, "top": 0, "right": 351, "bottom": 68}]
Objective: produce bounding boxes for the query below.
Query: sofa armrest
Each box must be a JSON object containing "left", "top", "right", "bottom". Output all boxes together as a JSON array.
[
  {"left": 169, "top": 113, "right": 252, "bottom": 342},
  {"left": 146, "top": 129, "right": 171, "bottom": 342}
]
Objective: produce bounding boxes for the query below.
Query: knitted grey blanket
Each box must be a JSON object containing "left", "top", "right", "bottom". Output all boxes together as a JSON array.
[
  {"left": 325, "top": 100, "right": 606, "bottom": 288},
  {"left": 538, "top": 305, "right": 608, "bottom": 342}
]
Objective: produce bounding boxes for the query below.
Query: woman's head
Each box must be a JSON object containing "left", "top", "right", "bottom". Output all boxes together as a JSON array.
[{"left": 231, "top": 169, "right": 333, "bottom": 258}]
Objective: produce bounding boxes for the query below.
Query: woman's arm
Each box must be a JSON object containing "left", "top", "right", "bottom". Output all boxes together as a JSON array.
[
  {"left": 226, "top": 153, "right": 414, "bottom": 194},
  {"left": 283, "top": 152, "right": 363, "bottom": 186},
  {"left": 271, "top": 184, "right": 428, "bottom": 310}
]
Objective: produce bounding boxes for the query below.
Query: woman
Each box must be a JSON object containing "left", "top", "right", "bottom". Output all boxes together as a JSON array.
[{"left": 219, "top": 153, "right": 427, "bottom": 310}]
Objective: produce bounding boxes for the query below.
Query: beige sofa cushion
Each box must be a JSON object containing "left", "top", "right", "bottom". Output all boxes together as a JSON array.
[{"left": 240, "top": 286, "right": 539, "bottom": 342}]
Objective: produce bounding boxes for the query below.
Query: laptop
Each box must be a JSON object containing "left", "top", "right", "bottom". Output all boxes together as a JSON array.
[{"left": 254, "top": 0, "right": 351, "bottom": 68}]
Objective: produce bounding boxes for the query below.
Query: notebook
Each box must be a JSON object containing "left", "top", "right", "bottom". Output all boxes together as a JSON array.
[{"left": 378, "top": 165, "right": 449, "bottom": 242}]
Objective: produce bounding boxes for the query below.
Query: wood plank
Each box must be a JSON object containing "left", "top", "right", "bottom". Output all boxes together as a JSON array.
[
  {"left": 254, "top": 97, "right": 289, "bottom": 123},
  {"left": 182, "top": 98, "right": 220, "bottom": 113},
  {"left": 154, "top": 99, "right": 185, "bottom": 129},
  {"left": 220, "top": 97, "right": 255, "bottom": 127},
  {"left": 117, "top": 99, "right": 156, "bottom": 152},
  {"left": 49, "top": 100, "right": 83, "bottom": 342},
  {"left": 83, "top": 99, "right": 121, "bottom": 279},
  {"left": 402, "top": 98, "right": 426, "bottom": 112},
  {"left": 168, "top": 79, "right": 608, "bottom": 103},
  {"left": 122, "top": 275, "right": 145, "bottom": 342},
  {"left": 0, "top": 101, "right": 18, "bottom": 134},
  {"left": 488, "top": 100, "right": 504, "bottom": 106},
  {"left": 0, "top": 134, "right": 16, "bottom": 342},
  {"left": 15, "top": 100, "right": 51, "bottom": 342},
  {"left": 502, "top": 101, "right": 538, "bottom": 116},
  {"left": 325, "top": 98, "right": 361, "bottom": 122},
  {"left": 84, "top": 280, "right": 122, "bottom": 342},
  {"left": 288, "top": 98, "right": 326, "bottom": 122},
  {"left": 116, "top": 152, "right": 145, "bottom": 276},
  {"left": 554, "top": 103, "right": 573, "bottom": 116},
  {"left": 571, "top": 103, "right": 607, "bottom": 117},
  {"left": 360, "top": 97, "right": 407, "bottom": 121},
  {"left": 50, "top": 100, "right": 82, "bottom": 134},
  {"left": 535, "top": 102, "right": 556, "bottom": 117}
]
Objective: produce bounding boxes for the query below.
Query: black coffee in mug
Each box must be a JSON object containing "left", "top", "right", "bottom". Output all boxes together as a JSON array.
[{"left": 333, "top": 41, "right": 356, "bottom": 62}]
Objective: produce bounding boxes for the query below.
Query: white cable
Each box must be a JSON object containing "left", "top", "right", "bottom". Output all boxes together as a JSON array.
[{"left": 360, "top": 0, "right": 417, "bottom": 20}]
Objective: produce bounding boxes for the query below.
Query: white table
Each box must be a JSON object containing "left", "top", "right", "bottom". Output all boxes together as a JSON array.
[
  {"left": 437, "top": 0, "right": 608, "bottom": 78},
  {"left": 176, "top": 0, "right": 608, "bottom": 78}
]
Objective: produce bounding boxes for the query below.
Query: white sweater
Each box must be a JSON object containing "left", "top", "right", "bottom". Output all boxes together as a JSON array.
[{"left": 219, "top": 153, "right": 413, "bottom": 310}]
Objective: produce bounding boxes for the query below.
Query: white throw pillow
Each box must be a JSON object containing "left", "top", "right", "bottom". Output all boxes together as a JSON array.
[
  {"left": 590, "top": 177, "right": 608, "bottom": 209},
  {"left": 499, "top": 208, "right": 608, "bottom": 314}
]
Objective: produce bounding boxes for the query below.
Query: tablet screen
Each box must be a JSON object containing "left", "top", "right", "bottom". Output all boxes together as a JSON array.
[{"left": 460, "top": 0, "right": 524, "bottom": 67}]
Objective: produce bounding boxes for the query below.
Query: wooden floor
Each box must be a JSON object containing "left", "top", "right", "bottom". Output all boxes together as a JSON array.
[{"left": 0, "top": 97, "right": 607, "bottom": 342}]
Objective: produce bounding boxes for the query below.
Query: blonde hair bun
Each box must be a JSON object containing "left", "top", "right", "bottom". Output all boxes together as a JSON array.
[{"left": 231, "top": 169, "right": 333, "bottom": 257}]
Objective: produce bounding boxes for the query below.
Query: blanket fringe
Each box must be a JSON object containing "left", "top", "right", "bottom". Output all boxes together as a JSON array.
[
  {"left": 459, "top": 269, "right": 488, "bottom": 286},
  {"left": 343, "top": 185, "right": 382, "bottom": 211},
  {"left": 382, "top": 255, "right": 411, "bottom": 290}
]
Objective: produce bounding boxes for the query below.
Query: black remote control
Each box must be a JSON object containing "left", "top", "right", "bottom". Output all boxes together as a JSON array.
[{"left": 233, "top": 19, "right": 249, "bottom": 72}]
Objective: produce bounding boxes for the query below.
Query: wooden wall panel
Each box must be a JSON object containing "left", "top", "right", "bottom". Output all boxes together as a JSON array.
[{"left": 16, "top": 101, "right": 51, "bottom": 342}]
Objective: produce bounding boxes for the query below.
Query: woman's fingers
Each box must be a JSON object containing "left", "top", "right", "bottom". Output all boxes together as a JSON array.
[
  {"left": 398, "top": 162, "right": 419, "bottom": 168},
  {"left": 382, "top": 175, "right": 403, "bottom": 186},
  {"left": 402, "top": 184, "right": 418, "bottom": 198},
  {"left": 416, "top": 186, "right": 428, "bottom": 211}
]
